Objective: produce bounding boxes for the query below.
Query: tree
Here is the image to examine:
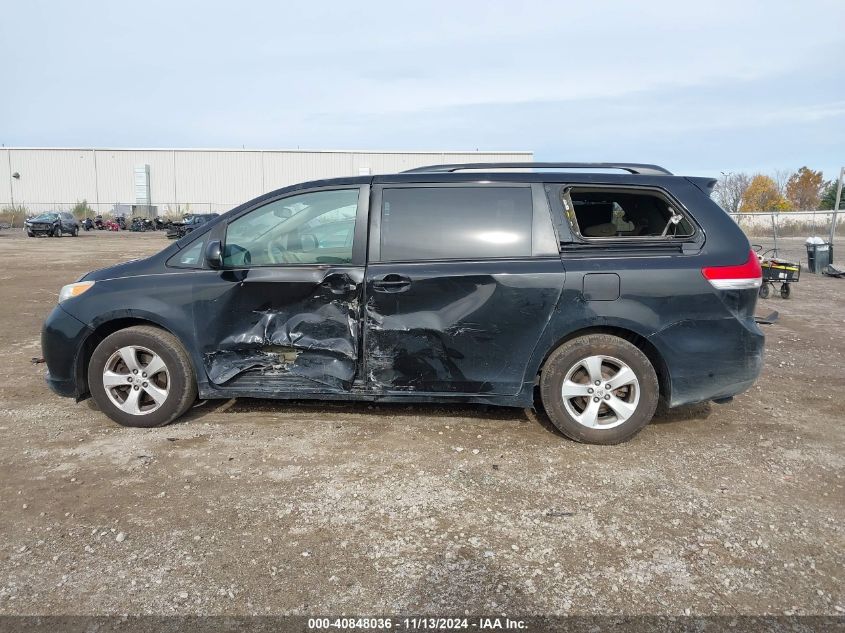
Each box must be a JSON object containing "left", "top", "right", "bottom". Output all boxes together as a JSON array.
[
  {"left": 772, "top": 169, "right": 791, "bottom": 197},
  {"left": 741, "top": 175, "right": 792, "bottom": 212},
  {"left": 71, "top": 199, "right": 95, "bottom": 220},
  {"left": 713, "top": 171, "right": 751, "bottom": 213},
  {"left": 819, "top": 179, "right": 844, "bottom": 210},
  {"left": 785, "top": 167, "right": 825, "bottom": 210},
  {"left": 0, "top": 204, "right": 29, "bottom": 228}
]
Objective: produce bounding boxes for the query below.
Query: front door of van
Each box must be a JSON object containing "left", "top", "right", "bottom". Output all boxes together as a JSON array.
[
  {"left": 191, "top": 186, "right": 369, "bottom": 392},
  {"left": 363, "top": 184, "right": 565, "bottom": 396}
]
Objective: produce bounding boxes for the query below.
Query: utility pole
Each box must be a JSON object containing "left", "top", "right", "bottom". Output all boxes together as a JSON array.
[
  {"left": 830, "top": 166, "right": 843, "bottom": 248},
  {"left": 6, "top": 148, "right": 13, "bottom": 209}
]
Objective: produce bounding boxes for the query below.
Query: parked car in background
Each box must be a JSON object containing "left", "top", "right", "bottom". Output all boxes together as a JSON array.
[
  {"left": 25, "top": 212, "right": 79, "bottom": 237},
  {"left": 42, "top": 162, "right": 765, "bottom": 444},
  {"left": 166, "top": 213, "right": 220, "bottom": 239}
]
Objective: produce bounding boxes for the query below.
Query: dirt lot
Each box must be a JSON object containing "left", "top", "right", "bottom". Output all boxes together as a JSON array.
[{"left": 0, "top": 229, "right": 842, "bottom": 617}]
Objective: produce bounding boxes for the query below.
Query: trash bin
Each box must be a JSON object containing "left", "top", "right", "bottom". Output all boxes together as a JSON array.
[{"left": 805, "top": 237, "right": 833, "bottom": 273}]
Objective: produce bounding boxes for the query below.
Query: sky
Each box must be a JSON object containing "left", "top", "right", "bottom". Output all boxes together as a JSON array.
[{"left": 1, "top": 0, "right": 843, "bottom": 179}]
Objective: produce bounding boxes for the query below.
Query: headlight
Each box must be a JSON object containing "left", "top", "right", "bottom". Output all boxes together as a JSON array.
[{"left": 58, "top": 281, "right": 95, "bottom": 303}]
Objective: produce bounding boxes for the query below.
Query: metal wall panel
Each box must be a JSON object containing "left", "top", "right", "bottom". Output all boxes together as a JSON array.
[
  {"left": 6, "top": 149, "right": 98, "bottom": 209},
  {"left": 173, "top": 150, "right": 265, "bottom": 205},
  {"left": 90, "top": 149, "right": 178, "bottom": 209},
  {"left": 1, "top": 148, "right": 533, "bottom": 213}
]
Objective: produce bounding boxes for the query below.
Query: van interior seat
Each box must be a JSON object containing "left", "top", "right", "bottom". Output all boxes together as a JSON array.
[{"left": 577, "top": 202, "right": 616, "bottom": 237}]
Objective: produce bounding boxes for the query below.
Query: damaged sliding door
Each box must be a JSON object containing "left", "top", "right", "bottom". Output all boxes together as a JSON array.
[
  {"left": 193, "top": 186, "right": 369, "bottom": 394},
  {"left": 364, "top": 184, "right": 565, "bottom": 395}
]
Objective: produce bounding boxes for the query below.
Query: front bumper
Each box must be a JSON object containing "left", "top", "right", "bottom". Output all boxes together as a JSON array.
[{"left": 41, "top": 305, "right": 93, "bottom": 399}]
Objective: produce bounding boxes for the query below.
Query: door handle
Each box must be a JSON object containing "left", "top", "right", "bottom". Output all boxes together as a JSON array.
[{"left": 372, "top": 274, "right": 411, "bottom": 293}]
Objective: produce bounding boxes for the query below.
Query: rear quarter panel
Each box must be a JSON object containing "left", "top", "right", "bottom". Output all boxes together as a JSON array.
[{"left": 524, "top": 177, "right": 764, "bottom": 406}]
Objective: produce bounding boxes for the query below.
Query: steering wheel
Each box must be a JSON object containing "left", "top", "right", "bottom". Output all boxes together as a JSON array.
[
  {"left": 266, "top": 239, "right": 284, "bottom": 264},
  {"left": 266, "top": 239, "right": 303, "bottom": 264}
]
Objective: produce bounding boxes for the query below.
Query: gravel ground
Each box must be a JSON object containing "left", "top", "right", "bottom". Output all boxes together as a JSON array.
[{"left": 0, "top": 229, "right": 842, "bottom": 617}]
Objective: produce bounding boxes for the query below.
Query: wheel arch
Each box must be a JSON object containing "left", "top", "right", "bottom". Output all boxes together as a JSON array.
[
  {"left": 535, "top": 325, "right": 671, "bottom": 402},
  {"left": 74, "top": 317, "right": 192, "bottom": 399}
]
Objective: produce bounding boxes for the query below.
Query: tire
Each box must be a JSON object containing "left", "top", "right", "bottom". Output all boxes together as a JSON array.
[
  {"left": 26, "top": 231, "right": 34, "bottom": 238},
  {"left": 758, "top": 283, "right": 770, "bottom": 299},
  {"left": 539, "top": 334, "right": 659, "bottom": 444},
  {"left": 52, "top": 226, "right": 60, "bottom": 238},
  {"left": 780, "top": 284, "right": 791, "bottom": 299},
  {"left": 88, "top": 325, "right": 197, "bottom": 428},
  {"left": 71, "top": 227, "right": 79, "bottom": 237}
]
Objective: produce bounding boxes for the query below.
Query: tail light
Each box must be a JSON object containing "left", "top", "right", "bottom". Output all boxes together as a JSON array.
[{"left": 701, "top": 250, "right": 762, "bottom": 290}]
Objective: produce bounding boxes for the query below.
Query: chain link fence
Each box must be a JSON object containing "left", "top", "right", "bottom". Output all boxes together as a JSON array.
[
  {"left": 0, "top": 202, "right": 234, "bottom": 229},
  {"left": 728, "top": 210, "right": 843, "bottom": 265},
  {"left": 3, "top": 202, "right": 843, "bottom": 266}
]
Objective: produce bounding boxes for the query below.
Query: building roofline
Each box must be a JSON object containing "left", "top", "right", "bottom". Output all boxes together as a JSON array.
[{"left": 2, "top": 146, "right": 533, "bottom": 155}]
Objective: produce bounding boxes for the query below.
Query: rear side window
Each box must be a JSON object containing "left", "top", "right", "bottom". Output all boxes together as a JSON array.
[
  {"left": 380, "top": 187, "right": 532, "bottom": 261},
  {"left": 564, "top": 188, "right": 694, "bottom": 239}
]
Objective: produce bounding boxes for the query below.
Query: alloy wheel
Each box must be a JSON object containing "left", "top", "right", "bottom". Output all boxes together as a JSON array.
[
  {"left": 102, "top": 345, "right": 170, "bottom": 415},
  {"left": 560, "top": 354, "right": 640, "bottom": 429}
]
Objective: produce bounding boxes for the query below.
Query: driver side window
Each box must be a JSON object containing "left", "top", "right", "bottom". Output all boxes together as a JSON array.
[{"left": 223, "top": 188, "right": 359, "bottom": 267}]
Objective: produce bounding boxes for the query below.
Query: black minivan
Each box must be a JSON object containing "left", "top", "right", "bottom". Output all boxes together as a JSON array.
[{"left": 42, "top": 163, "right": 764, "bottom": 444}]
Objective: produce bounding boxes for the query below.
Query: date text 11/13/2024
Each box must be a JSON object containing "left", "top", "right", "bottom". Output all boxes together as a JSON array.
[{"left": 307, "top": 617, "right": 528, "bottom": 630}]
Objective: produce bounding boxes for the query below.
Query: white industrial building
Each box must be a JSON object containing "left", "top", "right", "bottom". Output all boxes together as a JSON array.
[{"left": 2, "top": 147, "right": 532, "bottom": 216}]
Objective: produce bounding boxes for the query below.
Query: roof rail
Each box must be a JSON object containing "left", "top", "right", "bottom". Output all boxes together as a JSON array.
[{"left": 401, "top": 162, "right": 673, "bottom": 176}]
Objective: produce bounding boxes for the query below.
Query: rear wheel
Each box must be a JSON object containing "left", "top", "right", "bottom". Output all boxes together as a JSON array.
[
  {"left": 540, "top": 334, "right": 659, "bottom": 444},
  {"left": 758, "top": 283, "right": 770, "bottom": 299},
  {"left": 71, "top": 227, "right": 79, "bottom": 237},
  {"left": 88, "top": 326, "right": 197, "bottom": 428},
  {"left": 780, "top": 283, "right": 791, "bottom": 299}
]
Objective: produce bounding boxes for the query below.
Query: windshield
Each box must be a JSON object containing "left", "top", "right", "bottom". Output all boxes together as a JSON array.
[{"left": 32, "top": 213, "right": 59, "bottom": 221}]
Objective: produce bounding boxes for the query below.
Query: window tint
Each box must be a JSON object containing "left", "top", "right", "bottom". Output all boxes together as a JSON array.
[
  {"left": 380, "top": 187, "right": 532, "bottom": 261},
  {"left": 223, "top": 189, "right": 358, "bottom": 267},
  {"left": 564, "top": 188, "right": 694, "bottom": 239}
]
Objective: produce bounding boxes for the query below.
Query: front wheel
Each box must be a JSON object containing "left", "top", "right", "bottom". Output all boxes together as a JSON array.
[
  {"left": 52, "top": 226, "right": 60, "bottom": 238},
  {"left": 759, "top": 283, "right": 771, "bottom": 299},
  {"left": 71, "top": 227, "right": 79, "bottom": 237},
  {"left": 88, "top": 325, "right": 197, "bottom": 428},
  {"left": 540, "top": 334, "right": 659, "bottom": 444},
  {"left": 780, "top": 283, "right": 791, "bottom": 299}
]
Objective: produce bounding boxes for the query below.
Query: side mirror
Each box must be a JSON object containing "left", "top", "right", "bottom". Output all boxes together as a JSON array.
[{"left": 205, "top": 240, "right": 223, "bottom": 269}]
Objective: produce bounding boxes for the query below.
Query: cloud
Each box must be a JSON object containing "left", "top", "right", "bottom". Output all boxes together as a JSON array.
[{"left": 1, "top": 0, "right": 843, "bottom": 176}]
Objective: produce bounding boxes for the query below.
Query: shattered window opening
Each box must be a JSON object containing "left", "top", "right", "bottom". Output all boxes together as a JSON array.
[{"left": 564, "top": 188, "right": 695, "bottom": 240}]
